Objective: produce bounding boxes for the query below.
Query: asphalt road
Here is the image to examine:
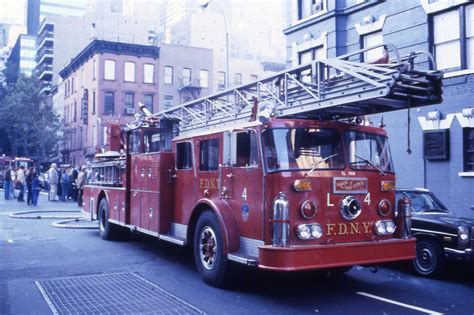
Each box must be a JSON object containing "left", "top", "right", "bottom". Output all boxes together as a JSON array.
[{"left": 1, "top": 191, "right": 473, "bottom": 315}]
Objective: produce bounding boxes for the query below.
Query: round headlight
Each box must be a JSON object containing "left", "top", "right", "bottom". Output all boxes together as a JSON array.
[
  {"left": 385, "top": 220, "right": 396, "bottom": 234},
  {"left": 311, "top": 224, "right": 323, "bottom": 238},
  {"left": 297, "top": 224, "right": 311, "bottom": 240},
  {"left": 374, "top": 221, "right": 386, "bottom": 235},
  {"left": 458, "top": 226, "right": 469, "bottom": 241},
  {"left": 340, "top": 196, "right": 362, "bottom": 220},
  {"left": 301, "top": 200, "right": 317, "bottom": 219},
  {"left": 378, "top": 199, "right": 392, "bottom": 217}
]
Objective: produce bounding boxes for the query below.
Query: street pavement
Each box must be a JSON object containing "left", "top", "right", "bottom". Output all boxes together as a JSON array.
[{"left": 1, "top": 191, "right": 473, "bottom": 315}]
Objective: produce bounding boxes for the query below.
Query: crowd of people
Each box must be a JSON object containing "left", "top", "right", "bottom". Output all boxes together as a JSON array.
[{"left": 3, "top": 163, "right": 88, "bottom": 207}]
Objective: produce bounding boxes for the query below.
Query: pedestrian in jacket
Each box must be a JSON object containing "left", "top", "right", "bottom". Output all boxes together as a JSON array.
[
  {"left": 76, "top": 166, "right": 86, "bottom": 207},
  {"left": 26, "top": 167, "right": 35, "bottom": 205},
  {"left": 31, "top": 172, "right": 40, "bottom": 206},
  {"left": 59, "top": 169, "right": 69, "bottom": 202},
  {"left": 47, "top": 163, "right": 59, "bottom": 201},
  {"left": 4, "top": 167, "right": 12, "bottom": 200},
  {"left": 16, "top": 166, "right": 26, "bottom": 202}
]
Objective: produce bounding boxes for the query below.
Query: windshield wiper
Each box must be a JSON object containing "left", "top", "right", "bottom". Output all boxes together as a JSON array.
[
  {"left": 305, "top": 154, "right": 338, "bottom": 176},
  {"left": 352, "top": 154, "right": 385, "bottom": 176}
]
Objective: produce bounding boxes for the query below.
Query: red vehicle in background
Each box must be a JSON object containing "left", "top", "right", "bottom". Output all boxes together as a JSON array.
[
  {"left": 83, "top": 46, "right": 443, "bottom": 287},
  {"left": 0, "top": 156, "right": 34, "bottom": 188}
]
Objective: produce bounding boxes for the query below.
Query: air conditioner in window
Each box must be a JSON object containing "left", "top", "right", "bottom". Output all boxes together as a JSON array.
[{"left": 125, "top": 108, "right": 135, "bottom": 115}]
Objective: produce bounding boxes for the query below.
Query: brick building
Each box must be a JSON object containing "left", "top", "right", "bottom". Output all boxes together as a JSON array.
[
  {"left": 58, "top": 40, "right": 160, "bottom": 166},
  {"left": 284, "top": 0, "right": 473, "bottom": 216}
]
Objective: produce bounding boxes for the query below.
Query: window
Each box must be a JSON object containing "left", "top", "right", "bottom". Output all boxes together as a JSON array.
[
  {"left": 104, "top": 59, "right": 116, "bottom": 80},
  {"left": 144, "top": 94, "right": 153, "bottom": 112},
  {"left": 164, "top": 95, "right": 173, "bottom": 109},
  {"left": 234, "top": 131, "right": 259, "bottom": 167},
  {"left": 92, "top": 91, "right": 96, "bottom": 114},
  {"left": 200, "top": 70, "right": 209, "bottom": 88},
  {"left": 463, "top": 128, "right": 474, "bottom": 172},
  {"left": 298, "top": 46, "right": 325, "bottom": 82},
  {"left": 234, "top": 73, "right": 242, "bottom": 85},
  {"left": 72, "top": 77, "right": 75, "bottom": 93},
  {"left": 176, "top": 142, "right": 193, "bottom": 169},
  {"left": 144, "top": 129, "right": 161, "bottom": 153},
  {"left": 250, "top": 74, "right": 258, "bottom": 81},
  {"left": 124, "top": 61, "right": 135, "bottom": 82},
  {"left": 164, "top": 66, "right": 173, "bottom": 84},
  {"left": 124, "top": 92, "right": 134, "bottom": 114},
  {"left": 182, "top": 68, "right": 191, "bottom": 85},
  {"left": 423, "top": 130, "right": 450, "bottom": 160},
  {"left": 363, "top": 31, "right": 384, "bottom": 62},
  {"left": 74, "top": 101, "right": 77, "bottom": 121},
  {"left": 433, "top": 10, "right": 460, "bottom": 70},
  {"left": 143, "top": 64, "right": 154, "bottom": 83},
  {"left": 200, "top": 139, "right": 219, "bottom": 171},
  {"left": 93, "top": 59, "right": 97, "bottom": 80},
  {"left": 217, "top": 71, "right": 226, "bottom": 90},
  {"left": 128, "top": 130, "right": 141, "bottom": 154},
  {"left": 432, "top": 4, "right": 474, "bottom": 70},
  {"left": 298, "top": 0, "right": 325, "bottom": 20},
  {"left": 104, "top": 91, "right": 114, "bottom": 114}
]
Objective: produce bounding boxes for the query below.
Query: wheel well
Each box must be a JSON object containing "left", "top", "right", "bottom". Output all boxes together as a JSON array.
[
  {"left": 97, "top": 191, "right": 107, "bottom": 218},
  {"left": 413, "top": 233, "right": 441, "bottom": 246},
  {"left": 187, "top": 203, "right": 213, "bottom": 248}
]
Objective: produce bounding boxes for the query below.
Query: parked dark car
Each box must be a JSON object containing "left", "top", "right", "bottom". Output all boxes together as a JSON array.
[{"left": 396, "top": 188, "right": 474, "bottom": 276}]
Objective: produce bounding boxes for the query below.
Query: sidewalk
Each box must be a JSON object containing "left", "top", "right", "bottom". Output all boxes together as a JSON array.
[{"left": 0, "top": 189, "right": 81, "bottom": 213}]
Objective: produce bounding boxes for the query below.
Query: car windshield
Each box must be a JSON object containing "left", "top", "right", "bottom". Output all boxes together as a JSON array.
[
  {"left": 261, "top": 128, "right": 345, "bottom": 172},
  {"left": 345, "top": 131, "right": 394, "bottom": 173},
  {"left": 396, "top": 191, "right": 450, "bottom": 213}
]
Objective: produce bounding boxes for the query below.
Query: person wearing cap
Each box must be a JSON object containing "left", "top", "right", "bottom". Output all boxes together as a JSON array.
[{"left": 47, "top": 163, "right": 59, "bottom": 201}]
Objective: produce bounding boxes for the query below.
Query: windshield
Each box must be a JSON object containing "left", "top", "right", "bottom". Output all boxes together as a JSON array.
[
  {"left": 345, "top": 131, "right": 394, "bottom": 173},
  {"left": 262, "top": 128, "right": 345, "bottom": 172},
  {"left": 396, "top": 191, "right": 450, "bottom": 213}
]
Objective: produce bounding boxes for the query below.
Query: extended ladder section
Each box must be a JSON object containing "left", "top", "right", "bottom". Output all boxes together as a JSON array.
[{"left": 144, "top": 46, "right": 443, "bottom": 136}]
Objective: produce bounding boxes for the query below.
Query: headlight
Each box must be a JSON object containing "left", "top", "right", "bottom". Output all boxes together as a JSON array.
[
  {"left": 458, "top": 226, "right": 469, "bottom": 243},
  {"left": 297, "top": 223, "right": 323, "bottom": 240},
  {"left": 374, "top": 220, "right": 396, "bottom": 235},
  {"left": 340, "top": 196, "right": 362, "bottom": 220}
]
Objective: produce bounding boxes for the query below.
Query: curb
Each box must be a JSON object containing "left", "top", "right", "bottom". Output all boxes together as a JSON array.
[
  {"left": 52, "top": 218, "right": 98, "bottom": 229},
  {"left": 9, "top": 210, "right": 83, "bottom": 220}
]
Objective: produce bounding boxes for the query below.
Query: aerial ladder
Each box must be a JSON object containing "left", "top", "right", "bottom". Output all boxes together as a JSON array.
[{"left": 131, "top": 44, "right": 443, "bottom": 134}]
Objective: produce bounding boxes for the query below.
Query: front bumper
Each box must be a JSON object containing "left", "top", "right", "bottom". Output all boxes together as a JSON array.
[
  {"left": 258, "top": 238, "right": 415, "bottom": 271},
  {"left": 444, "top": 247, "right": 473, "bottom": 264}
]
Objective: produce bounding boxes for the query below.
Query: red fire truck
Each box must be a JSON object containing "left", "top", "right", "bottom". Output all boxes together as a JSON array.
[{"left": 83, "top": 45, "right": 443, "bottom": 287}]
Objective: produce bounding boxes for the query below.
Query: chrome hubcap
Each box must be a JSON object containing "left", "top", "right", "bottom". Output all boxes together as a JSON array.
[
  {"left": 199, "top": 226, "right": 217, "bottom": 270},
  {"left": 418, "top": 247, "right": 434, "bottom": 271}
]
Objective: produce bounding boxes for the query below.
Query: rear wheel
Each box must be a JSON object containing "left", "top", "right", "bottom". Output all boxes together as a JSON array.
[
  {"left": 193, "top": 211, "right": 230, "bottom": 287},
  {"left": 413, "top": 240, "right": 445, "bottom": 276},
  {"left": 98, "top": 199, "right": 116, "bottom": 240}
]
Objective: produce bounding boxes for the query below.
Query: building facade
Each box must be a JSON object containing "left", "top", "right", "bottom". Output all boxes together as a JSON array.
[
  {"left": 8, "top": 34, "right": 37, "bottom": 81},
  {"left": 58, "top": 40, "right": 160, "bottom": 166},
  {"left": 284, "top": 0, "right": 474, "bottom": 216}
]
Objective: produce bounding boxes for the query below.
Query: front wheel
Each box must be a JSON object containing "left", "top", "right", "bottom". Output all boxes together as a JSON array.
[
  {"left": 98, "top": 199, "right": 116, "bottom": 240},
  {"left": 193, "top": 211, "right": 230, "bottom": 287},
  {"left": 413, "top": 240, "right": 445, "bottom": 276}
]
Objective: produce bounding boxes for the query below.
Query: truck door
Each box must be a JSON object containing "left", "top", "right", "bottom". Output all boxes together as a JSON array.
[
  {"left": 173, "top": 141, "right": 196, "bottom": 222},
  {"left": 220, "top": 130, "right": 264, "bottom": 240}
]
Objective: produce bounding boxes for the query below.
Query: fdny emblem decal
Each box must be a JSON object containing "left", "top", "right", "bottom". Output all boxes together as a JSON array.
[{"left": 241, "top": 203, "right": 250, "bottom": 221}]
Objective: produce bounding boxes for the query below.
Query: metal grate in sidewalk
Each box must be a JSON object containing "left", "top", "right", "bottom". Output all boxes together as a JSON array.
[{"left": 36, "top": 272, "right": 204, "bottom": 315}]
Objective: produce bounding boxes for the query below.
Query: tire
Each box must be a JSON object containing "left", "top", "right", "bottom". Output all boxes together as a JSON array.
[
  {"left": 98, "top": 198, "right": 116, "bottom": 240},
  {"left": 325, "top": 266, "right": 353, "bottom": 278},
  {"left": 413, "top": 239, "right": 445, "bottom": 276},
  {"left": 193, "top": 211, "right": 230, "bottom": 287}
]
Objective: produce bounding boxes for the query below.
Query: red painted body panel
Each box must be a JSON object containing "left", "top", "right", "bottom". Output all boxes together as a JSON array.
[{"left": 258, "top": 238, "right": 415, "bottom": 271}]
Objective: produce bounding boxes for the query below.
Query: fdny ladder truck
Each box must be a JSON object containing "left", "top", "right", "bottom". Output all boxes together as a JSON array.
[{"left": 83, "top": 45, "right": 443, "bottom": 287}]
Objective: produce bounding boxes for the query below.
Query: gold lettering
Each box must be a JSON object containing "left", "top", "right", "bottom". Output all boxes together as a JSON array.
[
  {"left": 350, "top": 223, "right": 360, "bottom": 234},
  {"left": 327, "top": 223, "right": 336, "bottom": 236},
  {"left": 199, "top": 179, "right": 204, "bottom": 189},
  {"left": 338, "top": 223, "right": 348, "bottom": 235},
  {"left": 363, "top": 222, "right": 371, "bottom": 233},
  {"left": 327, "top": 193, "right": 334, "bottom": 207},
  {"left": 210, "top": 179, "right": 217, "bottom": 189}
]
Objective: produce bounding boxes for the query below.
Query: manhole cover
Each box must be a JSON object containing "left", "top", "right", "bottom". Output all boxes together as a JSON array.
[{"left": 36, "top": 272, "right": 204, "bottom": 314}]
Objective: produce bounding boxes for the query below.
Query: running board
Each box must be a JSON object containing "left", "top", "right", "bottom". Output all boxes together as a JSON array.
[{"left": 159, "top": 234, "right": 186, "bottom": 246}]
